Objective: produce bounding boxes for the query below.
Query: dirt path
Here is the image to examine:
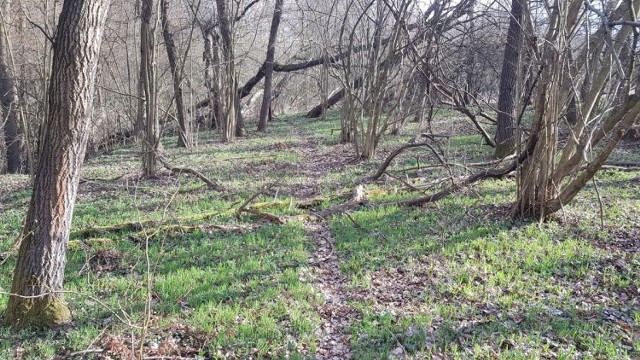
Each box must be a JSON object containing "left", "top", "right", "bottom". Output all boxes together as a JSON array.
[{"left": 287, "top": 123, "right": 359, "bottom": 359}]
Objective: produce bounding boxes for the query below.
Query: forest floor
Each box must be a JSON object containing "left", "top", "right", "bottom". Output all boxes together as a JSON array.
[{"left": 1, "top": 111, "right": 640, "bottom": 359}]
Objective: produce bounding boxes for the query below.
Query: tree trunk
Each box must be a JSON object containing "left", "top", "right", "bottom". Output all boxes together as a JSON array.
[
  {"left": 202, "top": 27, "right": 220, "bottom": 130},
  {"left": 494, "top": 0, "right": 525, "bottom": 158},
  {"left": 257, "top": 0, "right": 284, "bottom": 132},
  {"left": 160, "top": 0, "right": 191, "bottom": 148},
  {"left": 512, "top": 0, "right": 637, "bottom": 220},
  {"left": 216, "top": 0, "right": 239, "bottom": 141},
  {"left": 4, "top": 0, "right": 110, "bottom": 329},
  {"left": 141, "top": 0, "right": 160, "bottom": 176},
  {"left": 0, "top": 0, "right": 22, "bottom": 173}
]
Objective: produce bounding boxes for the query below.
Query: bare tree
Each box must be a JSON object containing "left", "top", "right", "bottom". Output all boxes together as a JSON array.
[
  {"left": 215, "top": 0, "right": 240, "bottom": 141},
  {"left": 257, "top": 0, "right": 284, "bottom": 132},
  {"left": 140, "top": 0, "right": 160, "bottom": 176},
  {"left": 0, "top": 0, "right": 22, "bottom": 173},
  {"left": 161, "top": 0, "right": 192, "bottom": 147},
  {"left": 4, "top": 0, "right": 110, "bottom": 329},
  {"left": 494, "top": 0, "right": 526, "bottom": 158},
  {"left": 513, "top": 0, "right": 640, "bottom": 219}
]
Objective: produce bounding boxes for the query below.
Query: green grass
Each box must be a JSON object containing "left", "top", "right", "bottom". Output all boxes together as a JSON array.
[
  {"left": 1, "top": 112, "right": 639, "bottom": 358},
  {"left": 330, "top": 173, "right": 639, "bottom": 358}
]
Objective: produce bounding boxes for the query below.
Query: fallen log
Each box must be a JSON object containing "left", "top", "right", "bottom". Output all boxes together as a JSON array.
[{"left": 71, "top": 209, "right": 235, "bottom": 239}]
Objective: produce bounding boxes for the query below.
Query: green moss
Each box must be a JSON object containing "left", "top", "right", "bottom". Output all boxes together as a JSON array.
[{"left": 4, "top": 295, "right": 71, "bottom": 330}]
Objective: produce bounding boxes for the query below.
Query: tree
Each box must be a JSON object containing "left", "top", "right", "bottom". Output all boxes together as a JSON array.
[
  {"left": 215, "top": 0, "right": 242, "bottom": 141},
  {"left": 0, "top": 0, "right": 22, "bottom": 173},
  {"left": 4, "top": 0, "right": 110, "bottom": 328},
  {"left": 257, "top": 0, "right": 284, "bottom": 132},
  {"left": 494, "top": 0, "right": 526, "bottom": 158},
  {"left": 513, "top": 0, "right": 640, "bottom": 219},
  {"left": 140, "top": 0, "right": 160, "bottom": 176},
  {"left": 161, "top": 0, "right": 192, "bottom": 148}
]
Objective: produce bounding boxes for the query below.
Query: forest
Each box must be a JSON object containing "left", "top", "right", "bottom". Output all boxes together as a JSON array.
[{"left": 0, "top": 0, "right": 639, "bottom": 358}]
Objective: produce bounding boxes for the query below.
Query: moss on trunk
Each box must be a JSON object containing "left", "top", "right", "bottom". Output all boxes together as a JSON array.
[{"left": 4, "top": 295, "right": 71, "bottom": 329}]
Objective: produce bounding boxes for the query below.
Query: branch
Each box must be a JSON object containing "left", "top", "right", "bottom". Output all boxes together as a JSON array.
[
  {"left": 362, "top": 141, "right": 445, "bottom": 182},
  {"left": 157, "top": 155, "right": 225, "bottom": 191}
]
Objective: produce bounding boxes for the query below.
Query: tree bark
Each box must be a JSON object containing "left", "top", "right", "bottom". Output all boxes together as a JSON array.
[
  {"left": 4, "top": 0, "right": 110, "bottom": 329},
  {"left": 161, "top": 0, "right": 191, "bottom": 148},
  {"left": 216, "top": 0, "right": 239, "bottom": 141},
  {"left": 0, "top": 0, "right": 22, "bottom": 173},
  {"left": 512, "top": 0, "right": 637, "bottom": 220},
  {"left": 257, "top": 0, "right": 284, "bottom": 132},
  {"left": 494, "top": 0, "right": 525, "bottom": 158},
  {"left": 141, "top": 0, "right": 160, "bottom": 176},
  {"left": 202, "top": 27, "right": 220, "bottom": 129}
]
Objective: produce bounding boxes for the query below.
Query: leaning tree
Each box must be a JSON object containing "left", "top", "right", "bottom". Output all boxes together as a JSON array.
[{"left": 4, "top": 0, "right": 110, "bottom": 328}]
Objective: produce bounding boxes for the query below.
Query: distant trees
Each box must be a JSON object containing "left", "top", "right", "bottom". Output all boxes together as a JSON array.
[
  {"left": 4, "top": 0, "right": 110, "bottom": 328},
  {"left": 0, "top": 0, "right": 638, "bottom": 223}
]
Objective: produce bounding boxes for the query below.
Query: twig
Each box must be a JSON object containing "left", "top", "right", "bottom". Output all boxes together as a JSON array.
[
  {"left": 383, "top": 172, "right": 420, "bottom": 191},
  {"left": 65, "top": 349, "right": 104, "bottom": 358}
]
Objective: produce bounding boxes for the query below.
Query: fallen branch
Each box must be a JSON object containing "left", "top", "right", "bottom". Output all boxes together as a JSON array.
[
  {"left": 71, "top": 209, "right": 235, "bottom": 239},
  {"left": 239, "top": 208, "right": 287, "bottom": 224},
  {"left": 397, "top": 166, "right": 515, "bottom": 206},
  {"left": 129, "top": 223, "right": 253, "bottom": 241},
  {"left": 79, "top": 174, "right": 127, "bottom": 184},
  {"left": 313, "top": 185, "right": 368, "bottom": 218},
  {"left": 603, "top": 161, "right": 640, "bottom": 167},
  {"left": 232, "top": 188, "right": 288, "bottom": 224},
  {"left": 363, "top": 142, "right": 445, "bottom": 182},
  {"left": 157, "top": 155, "right": 225, "bottom": 191},
  {"left": 397, "top": 140, "right": 535, "bottom": 207}
]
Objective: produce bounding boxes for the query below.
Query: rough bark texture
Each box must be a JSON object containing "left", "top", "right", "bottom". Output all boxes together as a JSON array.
[
  {"left": 257, "top": 0, "right": 284, "bottom": 132},
  {"left": 0, "top": 0, "right": 22, "bottom": 173},
  {"left": 494, "top": 0, "right": 525, "bottom": 158},
  {"left": 141, "top": 0, "right": 160, "bottom": 176},
  {"left": 202, "top": 27, "right": 220, "bottom": 129},
  {"left": 161, "top": 0, "right": 191, "bottom": 148},
  {"left": 4, "top": 0, "right": 110, "bottom": 329},
  {"left": 216, "top": 0, "right": 239, "bottom": 141}
]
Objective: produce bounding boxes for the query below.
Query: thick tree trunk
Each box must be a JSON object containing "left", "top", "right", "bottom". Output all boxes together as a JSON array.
[
  {"left": 257, "top": 0, "right": 284, "bottom": 132},
  {"left": 0, "top": 0, "right": 22, "bottom": 173},
  {"left": 161, "top": 0, "right": 191, "bottom": 148},
  {"left": 4, "top": 0, "right": 110, "bottom": 329},
  {"left": 494, "top": 0, "right": 525, "bottom": 158},
  {"left": 306, "top": 88, "right": 347, "bottom": 118},
  {"left": 141, "top": 0, "right": 160, "bottom": 176},
  {"left": 202, "top": 28, "right": 220, "bottom": 130},
  {"left": 216, "top": 0, "right": 239, "bottom": 141}
]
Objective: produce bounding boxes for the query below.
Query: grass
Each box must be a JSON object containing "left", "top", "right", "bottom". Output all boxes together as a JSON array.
[
  {"left": 330, "top": 173, "right": 639, "bottom": 358},
  {"left": 1, "top": 111, "right": 639, "bottom": 358}
]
